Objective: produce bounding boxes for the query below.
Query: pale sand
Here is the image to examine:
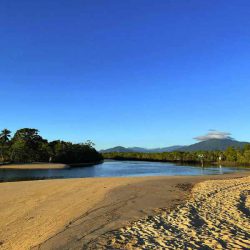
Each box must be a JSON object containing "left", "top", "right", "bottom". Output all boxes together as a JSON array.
[
  {"left": 0, "top": 173, "right": 249, "bottom": 250},
  {"left": 0, "top": 163, "right": 69, "bottom": 169},
  {"left": 96, "top": 176, "right": 250, "bottom": 250}
]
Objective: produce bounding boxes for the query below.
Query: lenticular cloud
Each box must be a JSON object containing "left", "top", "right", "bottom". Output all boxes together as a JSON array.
[{"left": 194, "top": 130, "right": 233, "bottom": 141}]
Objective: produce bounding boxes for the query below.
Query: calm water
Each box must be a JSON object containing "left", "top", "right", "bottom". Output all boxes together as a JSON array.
[{"left": 0, "top": 160, "right": 248, "bottom": 182}]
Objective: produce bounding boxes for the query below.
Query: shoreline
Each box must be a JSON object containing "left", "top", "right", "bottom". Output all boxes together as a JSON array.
[
  {"left": 0, "top": 172, "right": 249, "bottom": 250},
  {"left": 104, "top": 157, "right": 250, "bottom": 167},
  {"left": 0, "top": 161, "right": 103, "bottom": 170},
  {"left": 1, "top": 159, "right": 249, "bottom": 171},
  {"left": 0, "top": 163, "right": 70, "bottom": 170}
]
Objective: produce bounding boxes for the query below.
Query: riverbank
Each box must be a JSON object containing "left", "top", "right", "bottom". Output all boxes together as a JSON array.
[
  {"left": 0, "top": 163, "right": 70, "bottom": 169},
  {"left": 0, "top": 163, "right": 69, "bottom": 169},
  {"left": 0, "top": 173, "right": 249, "bottom": 250},
  {"left": 103, "top": 157, "right": 250, "bottom": 168},
  {"left": 0, "top": 161, "right": 104, "bottom": 170}
]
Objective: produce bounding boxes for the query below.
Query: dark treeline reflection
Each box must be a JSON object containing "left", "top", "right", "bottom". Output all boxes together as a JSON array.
[{"left": 0, "top": 128, "right": 103, "bottom": 164}]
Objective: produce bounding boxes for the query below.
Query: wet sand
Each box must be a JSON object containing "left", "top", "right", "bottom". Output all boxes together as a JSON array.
[{"left": 0, "top": 173, "right": 249, "bottom": 250}]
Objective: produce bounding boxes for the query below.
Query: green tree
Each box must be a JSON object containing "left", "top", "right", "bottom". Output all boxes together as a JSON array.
[
  {"left": 10, "top": 128, "right": 49, "bottom": 162},
  {"left": 225, "top": 147, "right": 237, "bottom": 162},
  {"left": 0, "top": 129, "right": 11, "bottom": 162}
]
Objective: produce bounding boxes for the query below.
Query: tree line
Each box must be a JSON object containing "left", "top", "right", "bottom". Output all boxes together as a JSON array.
[
  {"left": 0, "top": 128, "right": 103, "bottom": 164},
  {"left": 103, "top": 144, "right": 250, "bottom": 166}
]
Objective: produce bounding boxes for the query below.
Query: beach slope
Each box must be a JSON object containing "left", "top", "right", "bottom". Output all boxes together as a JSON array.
[
  {"left": 0, "top": 173, "right": 249, "bottom": 249},
  {"left": 93, "top": 176, "right": 250, "bottom": 249}
]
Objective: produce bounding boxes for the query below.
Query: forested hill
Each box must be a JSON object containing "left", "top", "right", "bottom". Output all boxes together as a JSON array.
[
  {"left": 100, "top": 146, "right": 132, "bottom": 153},
  {"left": 178, "top": 139, "right": 249, "bottom": 152}
]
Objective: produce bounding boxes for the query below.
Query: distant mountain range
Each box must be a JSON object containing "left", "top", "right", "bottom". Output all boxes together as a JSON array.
[
  {"left": 100, "top": 145, "right": 183, "bottom": 153},
  {"left": 100, "top": 139, "right": 249, "bottom": 153}
]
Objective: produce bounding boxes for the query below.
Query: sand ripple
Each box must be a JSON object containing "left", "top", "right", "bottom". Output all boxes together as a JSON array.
[{"left": 99, "top": 177, "right": 250, "bottom": 249}]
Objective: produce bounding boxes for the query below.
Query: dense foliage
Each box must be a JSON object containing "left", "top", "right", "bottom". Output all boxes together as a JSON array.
[
  {"left": 103, "top": 144, "right": 250, "bottom": 166},
  {"left": 0, "top": 128, "right": 103, "bottom": 164}
]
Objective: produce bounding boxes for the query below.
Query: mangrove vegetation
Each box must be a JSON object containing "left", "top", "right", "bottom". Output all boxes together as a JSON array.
[{"left": 103, "top": 144, "right": 250, "bottom": 166}]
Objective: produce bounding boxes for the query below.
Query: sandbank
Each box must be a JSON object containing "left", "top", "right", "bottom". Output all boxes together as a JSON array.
[{"left": 0, "top": 163, "right": 69, "bottom": 170}]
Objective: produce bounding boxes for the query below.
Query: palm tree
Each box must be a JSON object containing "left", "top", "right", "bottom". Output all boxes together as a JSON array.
[
  {"left": 0, "top": 129, "right": 11, "bottom": 143},
  {"left": 0, "top": 129, "right": 11, "bottom": 163}
]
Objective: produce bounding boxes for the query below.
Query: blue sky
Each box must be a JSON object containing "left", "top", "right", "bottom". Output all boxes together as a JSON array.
[{"left": 1, "top": 0, "right": 250, "bottom": 149}]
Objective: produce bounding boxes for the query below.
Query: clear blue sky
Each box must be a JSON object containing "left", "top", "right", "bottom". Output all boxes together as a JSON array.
[{"left": 1, "top": 0, "right": 250, "bottom": 149}]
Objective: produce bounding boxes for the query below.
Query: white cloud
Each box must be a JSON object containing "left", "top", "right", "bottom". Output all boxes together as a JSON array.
[{"left": 194, "top": 130, "right": 233, "bottom": 141}]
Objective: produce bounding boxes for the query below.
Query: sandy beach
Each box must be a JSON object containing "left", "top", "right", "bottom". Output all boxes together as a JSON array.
[
  {"left": 93, "top": 176, "right": 250, "bottom": 250},
  {"left": 0, "top": 173, "right": 249, "bottom": 250},
  {"left": 0, "top": 163, "right": 69, "bottom": 169}
]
